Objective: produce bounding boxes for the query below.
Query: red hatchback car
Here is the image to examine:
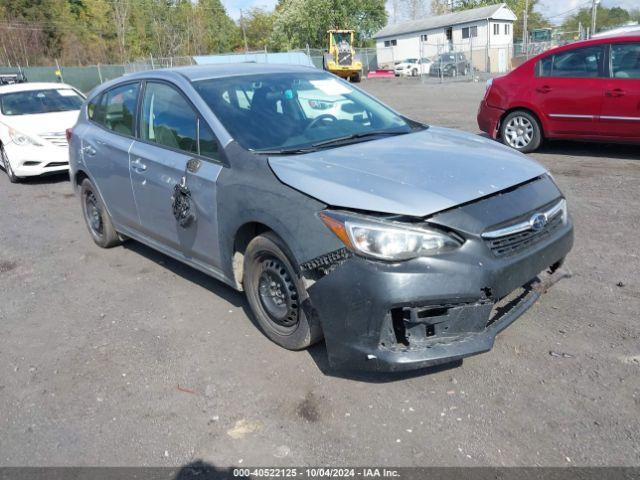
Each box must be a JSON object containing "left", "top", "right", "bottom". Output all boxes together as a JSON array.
[{"left": 478, "top": 36, "right": 640, "bottom": 152}]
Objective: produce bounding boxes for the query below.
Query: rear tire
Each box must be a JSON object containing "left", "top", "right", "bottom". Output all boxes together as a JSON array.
[
  {"left": 500, "top": 110, "right": 542, "bottom": 153},
  {"left": 1, "top": 144, "right": 21, "bottom": 183},
  {"left": 243, "top": 232, "right": 323, "bottom": 350},
  {"left": 80, "top": 178, "right": 121, "bottom": 248}
]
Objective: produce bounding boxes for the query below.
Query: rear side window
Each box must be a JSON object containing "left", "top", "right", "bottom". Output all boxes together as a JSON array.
[
  {"left": 91, "top": 83, "right": 139, "bottom": 136},
  {"left": 537, "top": 46, "right": 605, "bottom": 78},
  {"left": 611, "top": 42, "right": 640, "bottom": 79}
]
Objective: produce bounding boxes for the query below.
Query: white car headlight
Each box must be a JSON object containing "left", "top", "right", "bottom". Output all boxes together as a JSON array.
[
  {"left": 9, "top": 127, "right": 42, "bottom": 147},
  {"left": 320, "top": 211, "right": 462, "bottom": 261}
]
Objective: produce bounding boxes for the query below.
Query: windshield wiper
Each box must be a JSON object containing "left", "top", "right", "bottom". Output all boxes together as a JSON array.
[
  {"left": 311, "top": 129, "right": 409, "bottom": 148},
  {"left": 253, "top": 146, "right": 319, "bottom": 155},
  {"left": 253, "top": 129, "right": 411, "bottom": 155}
]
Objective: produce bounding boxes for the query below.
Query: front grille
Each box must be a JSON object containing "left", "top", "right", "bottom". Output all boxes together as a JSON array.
[
  {"left": 338, "top": 52, "right": 352, "bottom": 66},
  {"left": 486, "top": 211, "right": 563, "bottom": 257},
  {"left": 40, "top": 132, "right": 68, "bottom": 148}
]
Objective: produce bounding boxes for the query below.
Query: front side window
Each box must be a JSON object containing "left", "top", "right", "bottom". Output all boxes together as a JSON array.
[
  {"left": 611, "top": 42, "right": 640, "bottom": 79},
  {"left": 0, "top": 88, "right": 84, "bottom": 116},
  {"left": 537, "top": 46, "right": 605, "bottom": 78},
  {"left": 141, "top": 82, "right": 198, "bottom": 154},
  {"left": 92, "top": 83, "right": 139, "bottom": 136},
  {"left": 193, "top": 72, "right": 417, "bottom": 153}
]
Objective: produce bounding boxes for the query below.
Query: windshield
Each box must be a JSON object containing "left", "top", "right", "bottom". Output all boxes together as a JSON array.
[
  {"left": 438, "top": 54, "right": 456, "bottom": 62},
  {"left": 404, "top": 59, "right": 418, "bottom": 64},
  {"left": 0, "top": 88, "right": 84, "bottom": 116},
  {"left": 193, "top": 72, "right": 416, "bottom": 153}
]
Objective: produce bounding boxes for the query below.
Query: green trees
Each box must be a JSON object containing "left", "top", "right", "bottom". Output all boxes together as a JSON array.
[
  {"left": 0, "top": 0, "right": 240, "bottom": 66},
  {"left": 562, "top": 6, "right": 635, "bottom": 36},
  {"left": 270, "top": 0, "right": 387, "bottom": 49}
]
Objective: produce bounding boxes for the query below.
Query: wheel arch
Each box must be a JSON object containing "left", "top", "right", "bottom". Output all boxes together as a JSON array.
[{"left": 231, "top": 221, "right": 281, "bottom": 291}]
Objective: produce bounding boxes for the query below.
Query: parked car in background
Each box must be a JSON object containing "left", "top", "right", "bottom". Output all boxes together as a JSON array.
[
  {"left": 429, "top": 52, "right": 471, "bottom": 77},
  {"left": 69, "top": 64, "right": 572, "bottom": 372},
  {"left": 394, "top": 58, "right": 432, "bottom": 76},
  {"left": 0, "top": 82, "right": 84, "bottom": 182},
  {"left": 478, "top": 36, "right": 640, "bottom": 152}
]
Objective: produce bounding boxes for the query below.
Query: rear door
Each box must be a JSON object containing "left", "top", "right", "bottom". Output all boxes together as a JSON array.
[
  {"left": 600, "top": 42, "right": 640, "bottom": 139},
  {"left": 82, "top": 82, "right": 140, "bottom": 230},
  {"left": 129, "top": 80, "right": 224, "bottom": 267},
  {"left": 531, "top": 45, "right": 607, "bottom": 136}
]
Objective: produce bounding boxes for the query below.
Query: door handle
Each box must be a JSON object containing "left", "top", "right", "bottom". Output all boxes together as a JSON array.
[
  {"left": 131, "top": 158, "right": 147, "bottom": 172},
  {"left": 536, "top": 85, "right": 552, "bottom": 94},
  {"left": 605, "top": 88, "right": 625, "bottom": 97},
  {"left": 82, "top": 145, "right": 96, "bottom": 156}
]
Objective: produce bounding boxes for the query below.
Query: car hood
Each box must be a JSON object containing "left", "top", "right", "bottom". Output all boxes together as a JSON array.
[
  {"left": 0, "top": 110, "right": 80, "bottom": 136},
  {"left": 268, "top": 126, "right": 548, "bottom": 217},
  {"left": 394, "top": 63, "right": 412, "bottom": 69}
]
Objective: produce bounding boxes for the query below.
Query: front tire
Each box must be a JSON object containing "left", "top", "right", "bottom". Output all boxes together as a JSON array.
[
  {"left": 500, "top": 110, "right": 542, "bottom": 153},
  {"left": 243, "top": 232, "right": 322, "bottom": 350},
  {"left": 80, "top": 178, "right": 121, "bottom": 248},
  {"left": 1, "top": 144, "right": 20, "bottom": 183}
]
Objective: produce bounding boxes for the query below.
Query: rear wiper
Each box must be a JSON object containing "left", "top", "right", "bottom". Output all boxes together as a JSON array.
[{"left": 311, "top": 129, "right": 409, "bottom": 148}]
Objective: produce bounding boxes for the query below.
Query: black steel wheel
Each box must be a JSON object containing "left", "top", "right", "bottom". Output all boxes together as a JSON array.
[
  {"left": 244, "top": 232, "right": 323, "bottom": 350},
  {"left": 80, "top": 178, "right": 121, "bottom": 248},
  {"left": 257, "top": 257, "right": 300, "bottom": 332}
]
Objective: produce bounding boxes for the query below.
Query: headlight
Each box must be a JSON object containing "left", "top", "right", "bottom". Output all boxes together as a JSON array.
[
  {"left": 9, "top": 128, "right": 42, "bottom": 146},
  {"left": 319, "top": 211, "right": 462, "bottom": 261}
]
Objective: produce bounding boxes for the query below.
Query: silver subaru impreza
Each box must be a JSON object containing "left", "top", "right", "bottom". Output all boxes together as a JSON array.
[{"left": 68, "top": 64, "right": 573, "bottom": 372}]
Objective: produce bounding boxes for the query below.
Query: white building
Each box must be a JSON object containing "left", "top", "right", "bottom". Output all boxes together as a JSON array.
[{"left": 374, "top": 3, "right": 517, "bottom": 73}]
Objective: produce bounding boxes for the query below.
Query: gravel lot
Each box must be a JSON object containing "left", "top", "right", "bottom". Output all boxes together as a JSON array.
[{"left": 0, "top": 78, "right": 638, "bottom": 468}]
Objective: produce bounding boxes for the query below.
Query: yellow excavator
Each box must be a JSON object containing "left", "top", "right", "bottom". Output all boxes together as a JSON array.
[{"left": 323, "top": 30, "right": 362, "bottom": 82}]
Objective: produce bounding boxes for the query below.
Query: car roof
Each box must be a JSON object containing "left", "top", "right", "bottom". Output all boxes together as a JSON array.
[
  {"left": 125, "top": 63, "right": 318, "bottom": 83},
  {"left": 0, "top": 82, "right": 77, "bottom": 94}
]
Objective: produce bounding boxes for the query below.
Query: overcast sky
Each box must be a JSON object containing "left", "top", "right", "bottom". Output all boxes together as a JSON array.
[{"left": 222, "top": 0, "right": 638, "bottom": 24}]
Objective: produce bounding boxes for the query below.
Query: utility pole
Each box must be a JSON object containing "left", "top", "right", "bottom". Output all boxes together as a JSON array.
[
  {"left": 239, "top": 8, "right": 249, "bottom": 53},
  {"left": 522, "top": 0, "right": 528, "bottom": 48},
  {"left": 590, "top": 0, "right": 598, "bottom": 37}
]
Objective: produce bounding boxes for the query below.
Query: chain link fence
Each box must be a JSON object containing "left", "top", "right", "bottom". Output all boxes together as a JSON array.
[
  {"left": 0, "top": 40, "right": 566, "bottom": 92},
  {"left": 0, "top": 64, "right": 125, "bottom": 92}
]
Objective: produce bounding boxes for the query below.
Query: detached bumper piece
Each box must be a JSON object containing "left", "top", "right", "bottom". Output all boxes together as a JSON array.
[{"left": 378, "top": 280, "right": 541, "bottom": 368}]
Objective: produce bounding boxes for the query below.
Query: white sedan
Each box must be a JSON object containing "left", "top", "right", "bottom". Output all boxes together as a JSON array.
[
  {"left": 0, "top": 82, "right": 84, "bottom": 183},
  {"left": 393, "top": 58, "right": 432, "bottom": 77}
]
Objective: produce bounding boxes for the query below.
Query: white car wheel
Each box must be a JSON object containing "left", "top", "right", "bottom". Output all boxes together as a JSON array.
[{"left": 1, "top": 144, "right": 20, "bottom": 183}]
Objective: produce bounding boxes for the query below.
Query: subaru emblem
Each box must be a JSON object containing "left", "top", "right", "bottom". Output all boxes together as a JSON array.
[{"left": 530, "top": 213, "right": 548, "bottom": 232}]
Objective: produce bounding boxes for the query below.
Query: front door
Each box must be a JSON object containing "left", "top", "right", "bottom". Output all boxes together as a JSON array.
[
  {"left": 82, "top": 82, "right": 139, "bottom": 230},
  {"left": 129, "top": 81, "right": 224, "bottom": 267},
  {"left": 600, "top": 42, "right": 640, "bottom": 139},
  {"left": 531, "top": 45, "right": 607, "bottom": 136}
]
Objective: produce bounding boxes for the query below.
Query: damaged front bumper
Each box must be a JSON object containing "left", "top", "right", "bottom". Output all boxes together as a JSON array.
[{"left": 305, "top": 196, "right": 574, "bottom": 372}]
